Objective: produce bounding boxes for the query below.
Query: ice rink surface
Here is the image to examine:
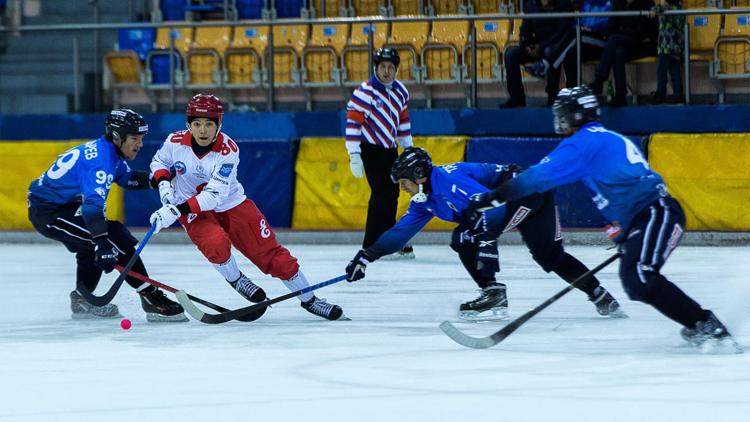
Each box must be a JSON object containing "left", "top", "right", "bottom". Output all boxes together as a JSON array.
[{"left": 0, "top": 243, "right": 748, "bottom": 421}]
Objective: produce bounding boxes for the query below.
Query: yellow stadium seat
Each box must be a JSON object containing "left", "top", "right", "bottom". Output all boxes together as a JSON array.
[
  {"left": 154, "top": 25, "right": 193, "bottom": 54},
  {"left": 734, "top": 0, "right": 749, "bottom": 6},
  {"left": 314, "top": 0, "right": 345, "bottom": 17},
  {"left": 422, "top": 20, "right": 470, "bottom": 84},
  {"left": 303, "top": 23, "right": 349, "bottom": 86},
  {"left": 267, "top": 24, "right": 309, "bottom": 86},
  {"left": 463, "top": 19, "right": 511, "bottom": 82},
  {"left": 689, "top": 13, "right": 721, "bottom": 61},
  {"left": 468, "top": 0, "right": 503, "bottom": 14},
  {"left": 225, "top": 26, "right": 268, "bottom": 87},
  {"left": 427, "top": 0, "right": 461, "bottom": 15},
  {"left": 351, "top": 0, "right": 383, "bottom": 16},
  {"left": 186, "top": 26, "right": 231, "bottom": 88},
  {"left": 341, "top": 22, "right": 389, "bottom": 85},
  {"left": 683, "top": 0, "right": 710, "bottom": 8},
  {"left": 388, "top": 19, "right": 429, "bottom": 82},
  {"left": 105, "top": 51, "right": 143, "bottom": 86},
  {"left": 713, "top": 11, "right": 750, "bottom": 77},
  {"left": 392, "top": 0, "right": 420, "bottom": 16}
]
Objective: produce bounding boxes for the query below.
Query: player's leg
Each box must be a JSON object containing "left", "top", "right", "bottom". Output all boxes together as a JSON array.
[
  {"left": 182, "top": 210, "right": 267, "bottom": 303},
  {"left": 517, "top": 192, "right": 625, "bottom": 317},
  {"left": 225, "top": 200, "right": 345, "bottom": 320},
  {"left": 619, "top": 197, "right": 730, "bottom": 344},
  {"left": 450, "top": 227, "right": 507, "bottom": 321},
  {"left": 107, "top": 221, "right": 187, "bottom": 322}
]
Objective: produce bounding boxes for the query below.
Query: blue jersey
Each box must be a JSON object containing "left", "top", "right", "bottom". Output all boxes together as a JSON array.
[
  {"left": 503, "top": 122, "right": 665, "bottom": 234},
  {"left": 368, "top": 162, "right": 511, "bottom": 258},
  {"left": 28, "top": 137, "right": 135, "bottom": 235}
]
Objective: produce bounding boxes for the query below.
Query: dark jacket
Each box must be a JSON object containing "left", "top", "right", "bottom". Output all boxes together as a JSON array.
[
  {"left": 520, "top": 0, "right": 575, "bottom": 50},
  {"left": 609, "top": 0, "right": 658, "bottom": 47}
]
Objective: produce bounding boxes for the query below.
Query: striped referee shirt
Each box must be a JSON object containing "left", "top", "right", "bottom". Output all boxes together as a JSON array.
[{"left": 345, "top": 76, "right": 413, "bottom": 154}]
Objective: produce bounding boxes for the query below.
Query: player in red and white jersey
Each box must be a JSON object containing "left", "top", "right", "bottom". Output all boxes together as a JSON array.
[{"left": 148, "top": 94, "right": 345, "bottom": 320}]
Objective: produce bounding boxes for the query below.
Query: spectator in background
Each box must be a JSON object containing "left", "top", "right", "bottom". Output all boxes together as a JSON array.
[
  {"left": 589, "top": 0, "right": 658, "bottom": 106},
  {"left": 345, "top": 48, "right": 415, "bottom": 259},
  {"left": 502, "top": 0, "right": 577, "bottom": 107},
  {"left": 650, "top": 0, "right": 685, "bottom": 104}
]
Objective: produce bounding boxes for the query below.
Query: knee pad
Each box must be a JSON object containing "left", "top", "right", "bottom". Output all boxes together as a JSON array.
[
  {"left": 263, "top": 247, "right": 299, "bottom": 280},
  {"left": 200, "top": 239, "right": 232, "bottom": 264},
  {"left": 531, "top": 244, "right": 564, "bottom": 273}
]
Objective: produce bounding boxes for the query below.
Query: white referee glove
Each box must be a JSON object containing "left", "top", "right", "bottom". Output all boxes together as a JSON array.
[
  {"left": 349, "top": 153, "right": 364, "bottom": 178},
  {"left": 149, "top": 204, "right": 180, "bottom": 233},
  {"left": 157, "top": 180, "right": 175, "bottom": 205}
]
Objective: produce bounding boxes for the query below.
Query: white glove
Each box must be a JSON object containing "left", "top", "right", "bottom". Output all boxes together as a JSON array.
[
  {"left": 149, "top": 204, "right": 180, "bottom": 233},
  {"left": 349, "top": 153, "right": 364, "bottom": 178},
  {"left": 157, "top": 180, "right": 175, "bottom": 205}
]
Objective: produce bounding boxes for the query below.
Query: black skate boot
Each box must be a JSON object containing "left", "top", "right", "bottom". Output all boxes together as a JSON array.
[
  {"left": 588, "top": 286, "right": 628, "bottom": 318},
  {"left": 139, "top": 288, "right": 188, "bottom": 322},
  {"left": 300, "top": 296, "right": 347, "bottom": 321},
  {"left": 459, "top": 283, "right": 508, "bottom": 321},
  {"left": 382, "top": 244, "right": 415, "bottom": 260},
  {"left": 228, "top": 273, "right": 267, "bottom": 303},
  {"left": 680, "top": 311, "right": 734, "bottom": 347},
  {"left": 70, "top": 290, "right": 121, "bottom": 319}
]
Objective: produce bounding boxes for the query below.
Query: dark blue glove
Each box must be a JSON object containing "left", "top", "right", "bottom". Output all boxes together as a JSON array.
[
  {"left": 346, "top": 249, "right": 372, "bottom": 282},
  {"left": 476, "top": 238, "right": 500, "bottom": 279},
  {"left": 94, "top": 237, "right": 119, "bottom": 273}
]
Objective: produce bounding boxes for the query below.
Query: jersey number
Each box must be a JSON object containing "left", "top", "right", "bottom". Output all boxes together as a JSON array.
[
  {"left": 623, "top": 138, "right": 650, "bottom": 170},
  {"left": 46, "top": 149, "right": 80, "bottom": 179}
]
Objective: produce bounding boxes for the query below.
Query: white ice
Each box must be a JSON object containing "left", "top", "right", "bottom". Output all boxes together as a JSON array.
[{"left": 0, "top": 243, "right": 749, "bottom": 422}]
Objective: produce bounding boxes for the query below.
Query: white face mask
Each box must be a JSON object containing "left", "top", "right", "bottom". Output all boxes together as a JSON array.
[{"left": 411, "top": 184, "right": 428, "bottom": 203}]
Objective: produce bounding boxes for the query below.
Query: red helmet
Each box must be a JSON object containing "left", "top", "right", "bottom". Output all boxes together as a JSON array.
[{"left": 186, "top": 94, "right": 224, "bottom": 127}]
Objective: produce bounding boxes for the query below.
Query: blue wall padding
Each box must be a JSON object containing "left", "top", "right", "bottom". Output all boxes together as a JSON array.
[
  {"left": 467, "top": 137, "right": 608, "bottom": 228},
  {"left": 3, "top": 105, "right": 750, "bottom": 141},
  {"left": 124, "top": 139, "right": 297, "bottom": 228}
]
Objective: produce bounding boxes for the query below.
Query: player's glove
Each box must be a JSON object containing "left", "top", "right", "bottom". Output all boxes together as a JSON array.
[
  {"left": 349, "top": 152, "right": 364, "bottom": 178},
  {"left": 94, "top": 237, "right": 119, "bottom": 273},
  {"left": 476, "top": 237, "right": 500, "bottom": 279},
  {"left": 149, "top": 204, "right": 180, "bottom": 233},
  {"left": 345, "top": 249, "right": 372, "bottom": 282},
  {"left": 157, "top": 180, "right": 175, "bottom": 205}
]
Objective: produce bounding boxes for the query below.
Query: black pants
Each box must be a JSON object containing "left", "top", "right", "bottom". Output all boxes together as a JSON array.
[
  {"left": 29, "top": 203, "right": 149, "bottom": 292},
  {"left": 656, "top": 54, "right": 683, "bottom": 98},
  {"left": 360, "top": 143, "right": 400, "bottom": 249},
  {"left": 594, "top": 35, "right": 656, "bottom": 101},
  {"left": 451, "top": 192, "right": 600, "bottom": 294},
  {"left": 504, "top": 45, "right": 577, "bottom": 104},
  {"left": 618, "top": 196, "right": 708, "bottom": 328}
]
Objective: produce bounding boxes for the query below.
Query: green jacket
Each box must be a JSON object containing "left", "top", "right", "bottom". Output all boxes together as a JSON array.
[{"left": 654, "top": 4, "right": 685, "bottom": 59}]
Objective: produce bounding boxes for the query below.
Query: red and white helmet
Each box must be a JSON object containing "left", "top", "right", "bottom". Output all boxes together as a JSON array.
[{"left": 186, "top": 93, "right": 224, "bottom": 128}]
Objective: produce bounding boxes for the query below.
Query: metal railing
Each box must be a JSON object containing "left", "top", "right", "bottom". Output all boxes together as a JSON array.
[{"left": 1, "top": 7, "right": 749, "bottom": 112}]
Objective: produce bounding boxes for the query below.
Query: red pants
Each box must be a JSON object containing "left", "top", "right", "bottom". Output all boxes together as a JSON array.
[{"left": 180, "top": 199, "right": 299, "bottom": 280}]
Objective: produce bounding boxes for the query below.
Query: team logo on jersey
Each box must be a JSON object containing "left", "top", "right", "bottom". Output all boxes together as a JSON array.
[
  {"left": 259, "top": 219, "right": 271, "bottom": 238},
  {"left": 374, "top": 98, "right": 383, "bottom": 109},
  {"left": 218, "top": 163, "right": 234, "bottom": 177},
  {"left": 187, "top": 213, "right": 198, "bottom": 224},
  {"left": 174, "top": 161, "right": 187, "bottom": 175}
]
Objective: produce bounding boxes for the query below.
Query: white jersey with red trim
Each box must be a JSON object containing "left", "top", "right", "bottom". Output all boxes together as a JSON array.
[{"left": 150, "top": 130, "right": 246, "bottom": 213}]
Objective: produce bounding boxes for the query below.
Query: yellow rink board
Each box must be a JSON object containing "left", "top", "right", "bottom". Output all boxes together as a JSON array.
[
  {"left": 0, "top": 141, "right": 125, "bottom": 230},
  {"left": 293, "top": 137, "right": 467, "bottom": 230},
  {"left": 649, "top": 133, "right": 750, "bottom": 230}
]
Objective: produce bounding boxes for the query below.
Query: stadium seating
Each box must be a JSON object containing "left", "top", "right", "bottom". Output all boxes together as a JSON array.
[
  {"left": 422, "top": 20, "right": 469, "bottom": 83},
  {"left": 303, "top": 23, "right": 349, "bottom": 86},
  {"left": 236, "top": 0, "right": 265, "bottom": 19},
  {"left": 392, "top": 0, "right": 421, "bottom": 16},
  {"left": 388, "top": 20, "right": 430, "bottom": 82},
  {"left": 689, "top": 12, "right": 722, "bottom": 61},
  {"left": 713, "top": 11, "right": 750, "bottom": 77},
  {"left": 342, "top": 22, "right": 389, "bottom": 85},
  {"left": 186, "top": 26, "right": 231, "bottom": 87},
  {"left": 350, "top": 0, "right": 384, "bottom": 16},
  {"left": 275, "top": 0, "right": 304, "bottom": 18},
  {"left": 426, "top": 0, "right": 463, "bottom": 15},
  {"left": 225, "top": 25, "right": 268, "bottom": 87},
  {"left": 117, "top": 28, "right": 156, "bottom": 61},
  {"left": 312, "top": 0, "right": 346, "bottom": 17},
  {"left": 160, "top": 0, "right": 187, "bottom": 21},
  {"left": 468, "top": 0, "right": 504, "bottom": 14},
  {"left": 268, "top": 24, "right": 309, "bottom": 86},
  {"left": 462, "top": 19, "right": 510, "bottom": 83},
  {"left": 105, "top": 51, "right": 144, "bottom": 86},
  {"left": 146, "top": 25, "right": 193, "bottom": 87}
]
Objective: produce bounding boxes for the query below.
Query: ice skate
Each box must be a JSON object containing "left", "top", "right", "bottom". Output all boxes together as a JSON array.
[
  {"left": 458, "top": 283, "right": 508, "bottom": 322},
  {"left": 139, "top": 288, "right": 188, "bottom": 322},
  {"left": 228, "top": 273, "right": 267, "bottom": 303},
  {"left": 680, "top": 311, "right": 741, "bottom": 352},
  {"left": 589, "top": 286, "right": 627, "bottom": 318},
  {"left": 381, "top": 244, "right": 415, "bottom": 261},
  {"left": 301, "top": 296, "right": 348, "bottom": 321},
  {"left": 70, "top": 290, "right": 122, "bottom": 319}
]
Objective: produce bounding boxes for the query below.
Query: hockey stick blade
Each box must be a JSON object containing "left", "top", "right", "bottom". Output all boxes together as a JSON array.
[
  {"left": 77, "top": 226, "right": 156, "bottom": 306},
  {"left": 115, "top": 265, "right": 265, "bottom": 322},
  {"left": 175, "top": 274, "right": 348, "bottom": 324},
  {"left": 440, "top": 252, "right": 621, "bottom": 349}
]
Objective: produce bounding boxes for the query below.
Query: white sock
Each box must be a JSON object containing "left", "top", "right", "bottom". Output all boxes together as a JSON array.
[
  {"left": 284, "top": 270, "right": 313, "bottom": 302},
  {"left": 214, "top": 255, "right": 241, "bottom": 283}
]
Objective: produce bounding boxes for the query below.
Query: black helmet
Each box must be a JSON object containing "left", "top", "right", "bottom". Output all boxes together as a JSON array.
[
  {"left": 373, "top": 47, "right": 400, "bottom": 69},
  {"left": 105, "top": 108, "right": 148, "bottom": 142},
  {"left": 391, "top": 147, "right": 432, "bottom": 183},
  {"left": 551, "top": 85, "right": 600, "bottom": 134}
]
